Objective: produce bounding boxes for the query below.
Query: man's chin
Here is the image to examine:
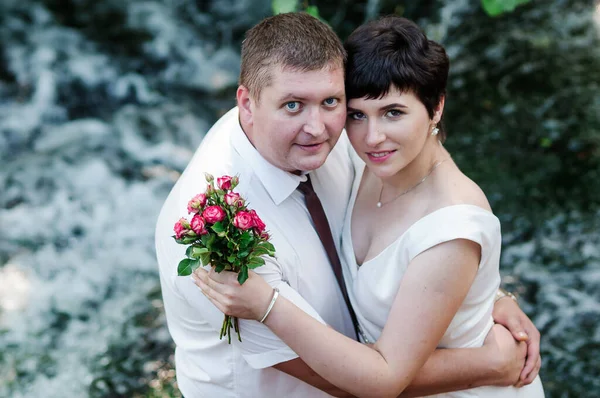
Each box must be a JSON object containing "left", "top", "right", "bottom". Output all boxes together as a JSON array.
[{"left": 297, "top": 153, "right": 330, "bottom": 172}]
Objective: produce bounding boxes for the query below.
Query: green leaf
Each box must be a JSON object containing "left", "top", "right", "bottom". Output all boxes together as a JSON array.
[
  {"left": 237, "top": 250, "right": 250, "bottom": 259},
  {"left": 251, "top": 246, "right": 271, "bottom": 257},
  {"left": 238, "top": 267, "right": 249, "bottom": 284},
  {"left": 214, "top": 262, "right": 226, "bottom": 273},
  {"left": 193, "top": 247, "right": 209, "bottom": 256},
  {"left": 182, "top": 236, "right": 197, "bottom": 244},
  {"left": 177, "top": 259, "right": 193, "bottom": 275},
  {"left": 227, "top": 255, "right": 236, "bottom": 263},
  {"left": 258, "top": 241, "right": 276, "bottom": 256},
  {"left": 305, "top": 5, "right": 320, "bottom": 18},
  {"left": 272, "top": 0, "right": 298, "bottom": 14},
  {"left": 247, "top": 256, "right": 266, "bottom": 269},
  {"left": 540, "top": 137, "right": 553, "bottom": 148},
  {"left": 211, "top": 222, "right": 227, "bottom": 237},
  {"left": 239, "top": 231, "right": 252, "bottom": 245},
  {"left": 261, "top": 241, "right": 275, "bottom": 251},
  {"left": 480, "top": 0, "right": 531, "bottom": 17},
  {"left": 199, "top": 252, "right": 212, "bottom": 266},
  {"left": 202, "top": 233, "right": 217, "bottom": 250}
]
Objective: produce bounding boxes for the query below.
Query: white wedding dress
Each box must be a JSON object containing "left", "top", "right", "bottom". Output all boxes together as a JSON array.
[{"left": 340, "top": 165, "right": 544, "bottom": 397}]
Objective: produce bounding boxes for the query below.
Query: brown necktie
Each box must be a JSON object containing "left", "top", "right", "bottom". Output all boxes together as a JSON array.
[{"left": 298, "top": 175, "right": 359, "bottom": 339}]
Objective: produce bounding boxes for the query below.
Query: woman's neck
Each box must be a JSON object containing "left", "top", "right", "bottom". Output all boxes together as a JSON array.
[{"left": 378, "top": 139, "right": 448, "bottom": 197}]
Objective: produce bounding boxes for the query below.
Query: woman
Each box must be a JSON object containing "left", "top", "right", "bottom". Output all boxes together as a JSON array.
[{"left": 194, "top": 16, "right": 544, "bottom": 397}]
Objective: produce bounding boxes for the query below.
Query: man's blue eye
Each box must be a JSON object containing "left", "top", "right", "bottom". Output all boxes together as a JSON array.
[
  {"left": 285, "top": 102, "right": 301, "bottom": 112},
  {"left": 324, "top": 98, "right": 338, "bottom": 106}
]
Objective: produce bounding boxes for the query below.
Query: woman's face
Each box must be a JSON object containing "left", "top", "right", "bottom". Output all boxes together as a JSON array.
[{"left": 345, "top": 87, "right": 440, "bottom": 179}]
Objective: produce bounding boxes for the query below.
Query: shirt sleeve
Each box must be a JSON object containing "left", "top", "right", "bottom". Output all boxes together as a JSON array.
[
  {"left": 235, "top": 255, "right": 327, "bottom": 369},
  {"left": 170, "top": 244, "right": 326, "bottom": 369}
]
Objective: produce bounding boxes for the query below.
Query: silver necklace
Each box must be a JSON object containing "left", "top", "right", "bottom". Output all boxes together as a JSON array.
[{"left": 376, "top": 158, "right": 450, "bottom": 208}]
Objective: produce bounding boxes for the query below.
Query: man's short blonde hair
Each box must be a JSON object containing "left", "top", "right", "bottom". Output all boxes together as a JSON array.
[{"left": 240, "top": 12, "right": 346, "bottom": 100}]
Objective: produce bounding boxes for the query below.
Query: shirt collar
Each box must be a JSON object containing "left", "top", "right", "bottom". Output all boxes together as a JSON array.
[{"left": 230, "top": 107, "right": 307, "bottom": 205}]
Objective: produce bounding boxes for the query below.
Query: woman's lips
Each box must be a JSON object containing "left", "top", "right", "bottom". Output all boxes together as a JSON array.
[{"left": 367, "top": 150, "right": 396, "bottom": 163}]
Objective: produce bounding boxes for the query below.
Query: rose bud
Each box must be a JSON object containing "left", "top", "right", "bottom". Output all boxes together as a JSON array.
[
  {"left": 204, "top": 173, "right": 214, "bottom": 183},
  {"left": 190, "top": 214, "right": 208, "bottom": 235},
  {"left": 231, "top": 176, "right": 239, "bottom": 189},
  {"left": 217, "top": 175, "right": 233, "bottom": 191},
  {"left": 224, "top": 192, "right": 243, "bottom": 206},
  {"left": 205, "top": 184, "right": 214, "bottom": 195},
  {"left": 203, "top": 205, "right": 226, "bottom": 224},
  {"left": 233, "top": 211, "right": 255, "bottom": 230},
  {"left": 174, "top": 218, "right": 189, "bottom": 239},
  {"left": 249, "top": 209, "right": 266, "bottom": 233},
  {"left": 260, "top": 231, "right": 270, "bottom": 240},
  {"left": 187, "top": 193, "right": 207, "bottom": 214}
]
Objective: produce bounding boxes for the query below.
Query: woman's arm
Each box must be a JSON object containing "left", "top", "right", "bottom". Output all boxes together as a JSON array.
[{"left": 197, "top": 239, "right": 493, "bottom": 397}]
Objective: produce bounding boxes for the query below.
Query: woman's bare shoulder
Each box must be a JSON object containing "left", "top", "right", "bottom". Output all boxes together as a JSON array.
[{"left": 430, "top": 167, "right": 492, "bottom": 213}]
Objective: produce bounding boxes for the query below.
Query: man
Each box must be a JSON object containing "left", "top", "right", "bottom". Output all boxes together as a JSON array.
[{"left": 155, "top": 12, "right": 540, "bottom": 397}]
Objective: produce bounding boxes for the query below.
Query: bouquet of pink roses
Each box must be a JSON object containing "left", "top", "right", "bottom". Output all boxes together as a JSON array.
[{"left": 173, "top": 173, "right": 276, "bottom": 343}]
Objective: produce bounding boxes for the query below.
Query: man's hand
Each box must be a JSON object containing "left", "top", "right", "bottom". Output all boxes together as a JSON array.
[
  {"left": 483, "top": 324, "right": 527, "bottom": 386},
  {"left": 492, "top": 296, "right": 542, "bottom": 385}
]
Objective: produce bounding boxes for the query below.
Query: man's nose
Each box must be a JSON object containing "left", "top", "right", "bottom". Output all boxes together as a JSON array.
[{"left": 304, "top": 107, "right": 326, "bottom": 136}]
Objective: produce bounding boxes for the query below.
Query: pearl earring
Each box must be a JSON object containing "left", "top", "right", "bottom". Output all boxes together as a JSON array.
[{"left": 431, "top": 126, "right": 440, "bottom": 136}]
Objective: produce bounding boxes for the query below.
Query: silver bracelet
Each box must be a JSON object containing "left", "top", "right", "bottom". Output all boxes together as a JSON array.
[{"left": 260, "top": 288, "right": 280, "bottom": 323}]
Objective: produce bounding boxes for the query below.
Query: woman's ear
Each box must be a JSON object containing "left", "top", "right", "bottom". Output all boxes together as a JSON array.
[
  {"left": 433, "top": 95, "right": 446, "bottom": 125},
  {"left": 237, "top": 85, "right": 254, "bottom": 126}
]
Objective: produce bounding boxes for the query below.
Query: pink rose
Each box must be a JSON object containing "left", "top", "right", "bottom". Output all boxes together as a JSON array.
[
  {"left": 187, "top": 193, "right": 207, "bottom": 214},
  {"left": 224, "top": 192, "right": 243, "bottom": 207},
  {"left": 203, "top": 205, "right": 226, "bottom": 224},
  {"left": 249, "top": 209, "right": 266, "bottom": 233},
  {"left": 190, "top": 214, "right": 208, "bottom": 235},
  {"left": 173, "top": 218, "right": 189, "bottom": 239},
  {"left": 217, "top": 175, "right": 233, "bottom": 190},
  {"left": 233, "top": 211, "right": 254, "bottom": 230}
]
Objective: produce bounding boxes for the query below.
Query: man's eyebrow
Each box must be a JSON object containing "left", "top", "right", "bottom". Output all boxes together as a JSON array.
[{"left": 277, "top": 93, "right": 308, "bottom": 102}]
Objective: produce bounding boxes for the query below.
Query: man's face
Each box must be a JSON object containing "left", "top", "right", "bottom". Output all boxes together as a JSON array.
[{"left": 241, "top": 64, "right": 346, "bottom": 173}]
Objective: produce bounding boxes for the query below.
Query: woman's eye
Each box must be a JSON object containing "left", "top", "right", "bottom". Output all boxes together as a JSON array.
[
  {"left": 386, "top": 109, "right": 404, "bottom": 118},
  {"left": 348, "top": 112, "right": 365, "bottom": 120},
  {"left": 323, "top": 98, "right": 338, "bottom": 107},
  {"left": 285, "top": 102, "right": 301, "bottom": 112}
]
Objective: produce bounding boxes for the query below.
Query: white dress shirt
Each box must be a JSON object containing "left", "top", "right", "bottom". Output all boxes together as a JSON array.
[{"left": 155, "top": 107, "right": 356, "bottom": 397}]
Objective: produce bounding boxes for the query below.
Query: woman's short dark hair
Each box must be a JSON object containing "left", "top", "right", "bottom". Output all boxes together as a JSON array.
[{"left": 345, "top": 16, "right": 450, "bottom": 140}]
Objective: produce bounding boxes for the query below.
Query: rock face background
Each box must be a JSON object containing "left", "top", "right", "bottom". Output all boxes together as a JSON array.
[{"left": 0, "top": 0, "right": 598, "bottom": 396}]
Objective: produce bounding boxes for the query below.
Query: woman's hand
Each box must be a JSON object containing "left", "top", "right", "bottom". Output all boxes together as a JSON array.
[
  {"left": 192, "top": 267, "right": 274, "bottom": 321},
  {"left": 492, "top": 296, "right": 542, "bottom": 386}
]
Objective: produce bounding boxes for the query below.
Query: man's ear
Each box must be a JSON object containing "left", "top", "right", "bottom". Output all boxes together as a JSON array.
[{"left": 237, "top": 85, "right": 254, "bottom": 126}]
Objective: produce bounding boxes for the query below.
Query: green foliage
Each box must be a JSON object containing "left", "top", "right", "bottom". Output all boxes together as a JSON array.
[
  {"left": 272, "top": 0, "right": 298, "bottom": 14},
  {"left": 480, "top": 0, "right": 532, "bottom": 16},
  {"left": 272, "top": 0, "right": 321, "bottom": 20}
]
